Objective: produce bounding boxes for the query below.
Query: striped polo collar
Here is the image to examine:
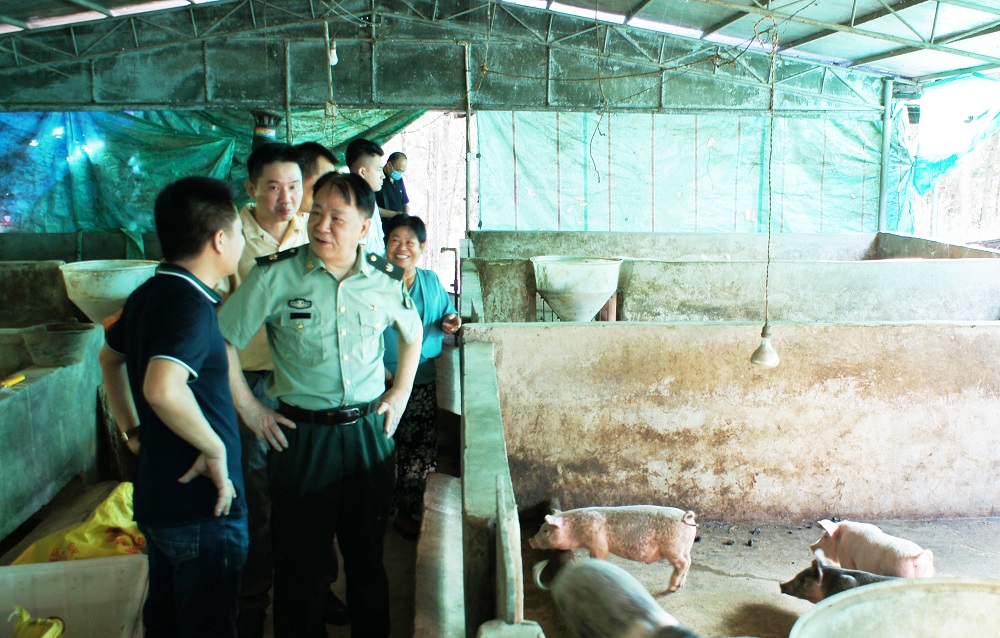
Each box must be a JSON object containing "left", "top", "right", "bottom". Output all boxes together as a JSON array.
[{"left": 156, "top": 263, "right": 223, "bottom": 305}]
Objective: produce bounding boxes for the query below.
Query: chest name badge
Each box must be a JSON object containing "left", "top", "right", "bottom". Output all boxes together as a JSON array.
[{"left": 288, "top": 298, "right": 312, "bottom": 309}]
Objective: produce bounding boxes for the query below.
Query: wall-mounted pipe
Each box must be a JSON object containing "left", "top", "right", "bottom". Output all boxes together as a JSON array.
[{"left": 878, "top": 78, "right": 893, "bottom": 233}]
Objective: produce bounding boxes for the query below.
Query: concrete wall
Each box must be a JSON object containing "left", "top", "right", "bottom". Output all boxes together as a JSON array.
[
  {"left": 0, "top": 261, "right": 78, "bottom": 329},
  {"left": 470, "top": 257, "right": 1000, "bottom": 323},
  {"left": 0, "top": 329, "right": 102, "bottom": 539},
  {"left": 469, "top": 232, "right": 878, "bottom": 262},
  {"left": 467, "top": 232, "right": 1000, "bottom": 323},
  {"left": 0, "top": 233, "right": 163, "bottom": 264},
  {"left": 876, "top": 232, "right": 1000, "bottom": 259},
  {"left": 464, "top": 322, "right": 1000, "bottom": 522}
]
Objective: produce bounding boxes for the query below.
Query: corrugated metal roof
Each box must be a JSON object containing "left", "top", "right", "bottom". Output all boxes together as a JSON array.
[{"left": 1, "top": 0, "right": 999, "bottom": 84}]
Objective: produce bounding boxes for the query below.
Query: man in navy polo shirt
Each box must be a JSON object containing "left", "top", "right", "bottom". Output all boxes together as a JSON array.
[{"left": 100, "top": 176, "right": 249, "bottom": 638}]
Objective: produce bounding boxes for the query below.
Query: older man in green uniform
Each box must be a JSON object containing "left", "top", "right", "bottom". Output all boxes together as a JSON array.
[{"left": 218, "top": 172, "right": 422, "bottom": 638}]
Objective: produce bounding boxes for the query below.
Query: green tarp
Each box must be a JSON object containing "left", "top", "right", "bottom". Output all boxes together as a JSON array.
[{"left": 476, "top": 110, "right": 915, "bottom": 233}]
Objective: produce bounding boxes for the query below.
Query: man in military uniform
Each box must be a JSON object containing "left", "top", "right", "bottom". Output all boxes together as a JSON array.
[{"left": 218, "top": 172, "right": 422, "bottom": 638}]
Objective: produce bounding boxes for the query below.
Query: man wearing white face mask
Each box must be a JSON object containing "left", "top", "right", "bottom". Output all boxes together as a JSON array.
[{"left": 375, "top": 151, "right": 410, "bottom": 219}]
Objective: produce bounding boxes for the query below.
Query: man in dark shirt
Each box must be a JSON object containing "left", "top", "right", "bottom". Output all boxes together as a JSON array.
[
  {"left": 100, "top": 176, "right": 249, "bottom": 638},
  {"left": 375, "top": 151, "right": 410, "bottom": 220}
]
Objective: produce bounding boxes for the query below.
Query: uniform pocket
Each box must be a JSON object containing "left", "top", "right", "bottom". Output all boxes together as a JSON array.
[
  {"left": 278, "top": 308, "right": 325, "bottom": 365},
  {"left": 356, "top": 307, "right": 389, "bottom": 362}
]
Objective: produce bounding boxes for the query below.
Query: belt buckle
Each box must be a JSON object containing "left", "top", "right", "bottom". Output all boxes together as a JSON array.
[{"left": 340, "top": 408, "right": 360, "bottom": 423}]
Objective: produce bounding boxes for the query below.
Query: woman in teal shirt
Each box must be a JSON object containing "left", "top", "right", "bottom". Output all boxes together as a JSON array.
[{"left": 382, "top": 215, "right": 461, "bottom": 539}]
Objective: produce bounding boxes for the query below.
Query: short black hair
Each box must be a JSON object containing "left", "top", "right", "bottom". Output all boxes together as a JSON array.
[
  {"left": 383, "top": 214, "right": 427, "bottom": 244},
  {"left": 246, "top": 142, "right": 299, "bottom": 185},
  {"left": 155, "top": 177, "right": 237, "bottom": 262},
  {"left": 311, "top": 172, "right": 376, "bottom": 219},
  {"left": 386, "top": 151, "right": 407, "bottom": 164},
  {"left": 345, "top": 138, "right": 384, "bottom": 170},
  {"left": 290, "top": 141, "right": 338, "bottom": 179}
]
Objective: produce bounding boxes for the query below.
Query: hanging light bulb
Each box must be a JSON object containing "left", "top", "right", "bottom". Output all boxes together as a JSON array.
[
  {"left": 328, "top": 40, "right": 339, "bottom": 66},
  {"left": 750, "top": 25, "right": 780, "bottom": 370},
  {"left": 750, "top": 322, "right": 779, "bottom": 368}
]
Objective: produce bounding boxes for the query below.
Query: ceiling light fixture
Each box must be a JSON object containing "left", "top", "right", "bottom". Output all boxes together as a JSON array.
[{"left": 752, "top": 22, "right": 780, "bottom": 369}]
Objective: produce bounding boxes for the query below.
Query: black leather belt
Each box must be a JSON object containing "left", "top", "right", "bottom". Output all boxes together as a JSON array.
[{"left": 278, "top": 400, "right": 376, "bottom": 425}]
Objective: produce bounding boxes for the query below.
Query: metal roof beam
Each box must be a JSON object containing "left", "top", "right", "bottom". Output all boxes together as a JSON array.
[
  {"left": 62, "top": 0, "right": 114, "bottom": 17},
  {"left": 849, "top": 46, "right": 917, "bottom": 68},
  {"left": 622, "top": 0, "right": 655, "bottom": 22},
  {"left": 936, "top": 17, "right": 1000, "bottom": 44},
  {"left": 0, "top": 14, "right": 30, "bottom": 30},
  {"left": 686, "top": 0, "right": 1000, "bottom": 71},
  {"left": 701, "top": 8, "right": 747, "bottom": 38},
  {"left": 921, "top": 61, "right": 1000, "bottom": 82},
  {"left": 780, "top": 0, "right": 929, "bottom": 51},
  {"left": 936, "top": 0, "right": 1000, "bottom": 17}
]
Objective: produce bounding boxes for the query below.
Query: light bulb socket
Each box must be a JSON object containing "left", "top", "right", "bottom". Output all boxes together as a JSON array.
[{"left": 760, "top": 322, "right": 772, "bottom": 338}]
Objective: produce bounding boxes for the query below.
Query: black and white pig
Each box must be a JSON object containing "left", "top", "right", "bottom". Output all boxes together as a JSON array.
[{"left": 780, "top": 549, "right": 899, "bottom": 603}]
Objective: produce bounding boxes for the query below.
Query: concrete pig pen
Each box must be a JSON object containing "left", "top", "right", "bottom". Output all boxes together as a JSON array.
[{"left": 460, "top": 231, "right": 1000, "bottom": 636}]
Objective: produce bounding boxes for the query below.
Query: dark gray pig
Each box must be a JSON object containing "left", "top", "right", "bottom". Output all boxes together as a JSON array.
[
  {"left": 533, "top": 558, "right": 704, "bottom": 638},
  {"left": 528, "top": 505, "right": 698, "bottom": 591},
  {"left": 780, "top": 549, "right": 899, "bottom": 603}
]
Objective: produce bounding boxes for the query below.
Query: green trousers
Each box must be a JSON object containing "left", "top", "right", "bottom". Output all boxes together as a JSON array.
[{"left": 268, "top": 411, "right": 395, "bottom": 638}]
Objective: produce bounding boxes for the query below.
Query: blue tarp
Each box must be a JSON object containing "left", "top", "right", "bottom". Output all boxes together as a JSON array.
[{"left": 0, "top": 109, "right": 423, "bottom": 234}]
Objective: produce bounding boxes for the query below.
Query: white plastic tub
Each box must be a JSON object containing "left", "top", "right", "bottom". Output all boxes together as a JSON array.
[
  {"left": 0, "top": 555, "right": 147, "bottom": 638},
  {"left": 790, "top": 577, "right": 1000, "bottom": 638}
]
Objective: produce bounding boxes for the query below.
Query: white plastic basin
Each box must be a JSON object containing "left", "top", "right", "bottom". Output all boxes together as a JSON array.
[
  {"left": 531, "top": 256, "right": 622, "bottom": 322},
  {"left": 60, "top": 260, "right": 159, "bottom": 322},
  {"left": 790, "top": 578, "right": 1000, "bottom": 638}
]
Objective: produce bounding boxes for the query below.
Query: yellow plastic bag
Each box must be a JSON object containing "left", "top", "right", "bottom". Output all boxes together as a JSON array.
[
  {"left": 7, "top": 606, "right": 64, "bottom": 638},
  {"left": 12, "top": 482, "right": 145, "bottom": 565}
]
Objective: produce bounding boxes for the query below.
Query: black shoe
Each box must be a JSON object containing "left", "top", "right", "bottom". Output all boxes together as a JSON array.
[
  {"left": 236, "top": 607, "right": 266, "bottom": 638},
  {"left": 322, "top": 589, "right": 350, "bottom": 626}
]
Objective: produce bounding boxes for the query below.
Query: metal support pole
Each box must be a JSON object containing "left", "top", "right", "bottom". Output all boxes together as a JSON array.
[
  {"left": 878, "top": 78, "right": 893, "bottom": 233},
  {"left": 463, "top": 42, "right": 473, "bottom": 235},
  {"left": 284, "top": 40, "right": 293, "bottom": 143}
]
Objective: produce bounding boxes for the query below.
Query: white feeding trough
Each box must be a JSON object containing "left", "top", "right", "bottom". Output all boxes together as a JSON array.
[
  {"left": 531, "top": 256, "right": 623, "bottom": 322},
  {"left": 60, "top": 260, "right": 159, "bottom": 323},
  {"left": 790, "top": 578, "right": 1000, "bottom": 638}
]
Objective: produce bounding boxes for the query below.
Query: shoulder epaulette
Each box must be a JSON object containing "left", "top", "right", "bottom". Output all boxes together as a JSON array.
[
  {"left": 255, "top": 246, "right": 301, "bottom": 266},
  {"left": 366, "top": 252, "right": 403, "bottom": 281}
]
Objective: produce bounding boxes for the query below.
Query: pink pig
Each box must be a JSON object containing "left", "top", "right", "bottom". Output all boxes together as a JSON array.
[
  {"left": 528, "top": 505, "right": 698, "bottom": 592},
  {"left": 810, "top": 519, "right": 935, "bottom": 578}
]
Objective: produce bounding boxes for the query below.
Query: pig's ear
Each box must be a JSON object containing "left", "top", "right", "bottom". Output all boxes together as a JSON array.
[
  {"left": 812, "top": 557, "right": 824, "bottom": 579},
  {"left": 813, "top": 548, "right": 828, "bottom": 566},
  {"left": 817, "top": 519, "right": 838, "bottom": 534},
  {"left": 544, "top": 514, "right": 561, "bottom": 525}
]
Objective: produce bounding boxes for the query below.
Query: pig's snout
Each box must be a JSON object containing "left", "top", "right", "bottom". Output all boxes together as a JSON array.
[{"left": 779, "top": 580, "right": 793, "bottom": 595}]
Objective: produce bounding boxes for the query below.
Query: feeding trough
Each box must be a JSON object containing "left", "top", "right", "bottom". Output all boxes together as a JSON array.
[
  {"left": 790, "top": 578, "right": 1000, "bottom": 638},
  {"left": 59, "top": 260, "right": 159, "bottom": 323},
  {"left": 21, "top": 321, "right": 98, "bottom": 367},
  {"left": 530, "top": 256, "right": 622, "bottom": 322}
]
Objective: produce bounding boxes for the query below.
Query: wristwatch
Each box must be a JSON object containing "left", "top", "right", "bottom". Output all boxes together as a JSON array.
[{"left": 120, "top": 426, "right": 140, "bottom": 444}]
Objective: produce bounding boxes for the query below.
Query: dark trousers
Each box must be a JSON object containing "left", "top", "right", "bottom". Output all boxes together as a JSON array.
[
  {"left": 268, "top": 410, "right": 395, "bottom": 638},
  {"left": 238, "top": 370, "right": 277, "bottom": 612},
  {"left": 139, "top": 515, "right": 249, "bottom": 638}
]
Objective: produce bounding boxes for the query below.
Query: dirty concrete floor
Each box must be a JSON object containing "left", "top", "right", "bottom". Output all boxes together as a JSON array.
[{"left": 521, "top": 517, "right": 1000, "bottom": 637}]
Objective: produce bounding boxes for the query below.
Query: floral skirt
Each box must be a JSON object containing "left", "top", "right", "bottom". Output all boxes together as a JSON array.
[{"left": 393, "top": 381, "right": 438, "bottom": 517}]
